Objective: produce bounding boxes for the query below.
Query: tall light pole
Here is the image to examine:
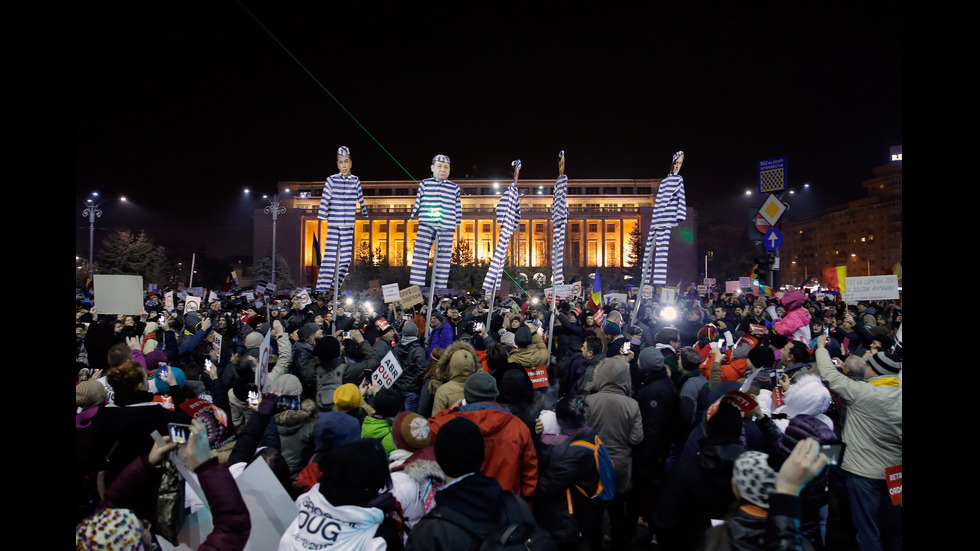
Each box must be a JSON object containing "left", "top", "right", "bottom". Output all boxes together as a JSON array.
[
  {"left": 80, "top": 193, "right": 125, "bottom": 282},
  {"left": 263, "top": 191, "right": 288, "bottom": 286}
]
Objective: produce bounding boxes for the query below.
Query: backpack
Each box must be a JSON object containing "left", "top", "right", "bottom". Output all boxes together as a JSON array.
[
  {"left": 432, "top": 491, "right": 557, "bottom": 551},
  {"left": 570, "top": 435, "right": 616, "bottom": 504}
]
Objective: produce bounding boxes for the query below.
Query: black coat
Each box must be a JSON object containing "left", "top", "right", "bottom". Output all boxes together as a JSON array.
[{"left": 533, "top": 430, "right": 604, "bottom": 543}]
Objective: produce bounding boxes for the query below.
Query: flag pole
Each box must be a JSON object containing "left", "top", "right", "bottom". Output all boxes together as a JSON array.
[{"left": 425, "top": 240, "right": 439, "bottom": 345}]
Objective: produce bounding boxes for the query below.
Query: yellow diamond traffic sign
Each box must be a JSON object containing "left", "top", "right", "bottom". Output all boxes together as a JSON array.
[{"left": 759, "top": 194, "right": 786, "bottom": 226}]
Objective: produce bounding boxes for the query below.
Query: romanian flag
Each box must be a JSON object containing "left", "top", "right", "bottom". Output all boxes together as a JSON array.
[
  {"left": 84, "top": 277, "right": 94, "bottom": 298},
  {"left": 311, "top": 234, "right": 321, "bottom": 286},
  {"left": 588, "top": 268, "right": 605, "bottom": 325},
  {"left": 891, "top": 262, "right": 902, "bottom": 281},
  {"left": 744, "top": 264, "right": 759, "bottom": 279},
  {"left": 823, "top": 266, "right": 848, "bottom": 293}
]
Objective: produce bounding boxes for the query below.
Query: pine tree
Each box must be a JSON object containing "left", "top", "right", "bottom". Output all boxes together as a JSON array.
[
  {"left": 252, "top": 251, "right": 296, "bottom": 291},
  {"left": 97, "top": 229, "right": 169, "bottom": 284}
]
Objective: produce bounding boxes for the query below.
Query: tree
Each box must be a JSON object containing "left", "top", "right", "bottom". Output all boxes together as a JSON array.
[
  {"left": 252, "top": 250, "right": 296, "bottom": 291},
  {"left": 97, "top": 229, "right": 170, "bottom": 284},
  {"left": 626, "top": 224, "right": 644, "bottom": 283}
]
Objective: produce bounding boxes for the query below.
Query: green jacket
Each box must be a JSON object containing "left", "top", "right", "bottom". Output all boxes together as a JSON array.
[{"left": 361, "top": 415, "right": 395, "bottom": 457}]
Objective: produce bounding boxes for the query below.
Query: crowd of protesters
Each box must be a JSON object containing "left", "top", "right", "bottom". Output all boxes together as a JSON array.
[{"left": 75, "top": 281, "right": 902, "bottom": 550}]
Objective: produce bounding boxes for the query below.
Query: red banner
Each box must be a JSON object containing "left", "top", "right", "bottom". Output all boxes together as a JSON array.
[{"left": 525, "top": 366, "right": 549, "bottom": 389}]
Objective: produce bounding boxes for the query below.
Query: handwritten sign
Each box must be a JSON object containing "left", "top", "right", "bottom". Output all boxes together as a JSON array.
[
  {"left": 399, "top": 285, "right": 424, "bottom": 309},
  {"left": 382, "top": 283, "right": 401, "bottom": 303},
  {"left": 842, "top": 275, "right": 900, "bottom": 303}
]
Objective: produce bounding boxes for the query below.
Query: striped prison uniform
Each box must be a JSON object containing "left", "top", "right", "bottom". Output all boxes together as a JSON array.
[
  {"left": 316, "top": 173, "right": 367, "bottom": 293},
  {"left": 409, "top": 178, "right": 462, "bottom": 288},
  {"left": 551, "top": 173, "right": 568, "bottom": 285},
  {"left": 482, "top": 181, "right": 521, "bottom": 293},
  {"left": 641, "top": 172, "right": 686, "bottom": 286}
]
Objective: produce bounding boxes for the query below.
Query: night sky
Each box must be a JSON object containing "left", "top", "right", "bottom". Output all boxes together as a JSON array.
[{"left": 76, "top": 1, "right": 902, "bottom": 259}]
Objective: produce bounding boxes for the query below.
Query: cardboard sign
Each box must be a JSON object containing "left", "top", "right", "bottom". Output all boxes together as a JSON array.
[
  {"left": 371, "top": 350, "right": 403, "bottom": 388},
  {"left": 256, "top": 329, "right": 271, "bottom": 391},
  {"left": 570, "top": 281, "right": 582, "bottom": 299},
  {"left": 525, "top": 365, "right": 549, "bottom": 389},
  {"left": 641, "top": 284, "right": 654, "bottom": 299},
  {"left": 399, "top": 285, "right": 424, "bottom": 309},
  {"left": 208, "top": 290, "right": 220, "bottom": 304},
  {"left": 211, "top": 332, "right": 222, "bottom": 361},
  {"left": 605, "top": 292, "right": 627, "bottom": 306},
  {"left": 661, "top": 287, "right": 677, "bottom": 304},
  {"left": 740, "top": 277, "right": 752, "bottom": 288},
  {"left": 93, "top": 274, "right": 144, "bottom": 315},
  {"left": 165, "top": 291, "right": 174, "bottom": 311},
  {"left": 885, "top": 465, "right": 902, "bottom": 506},
  {"left": 726, "top": 281, "right": 741, "bottom": 294},
  {"left": 382, "top": 283, "right": 401, "bottom": 303}
]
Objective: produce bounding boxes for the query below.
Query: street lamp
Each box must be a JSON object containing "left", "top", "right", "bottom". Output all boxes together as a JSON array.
[
  {"left": 263, "top": 190, "right": 289, "bottom": 286},
  {"left": 80, "top": 193, "right": 125, "bottom": 282}
]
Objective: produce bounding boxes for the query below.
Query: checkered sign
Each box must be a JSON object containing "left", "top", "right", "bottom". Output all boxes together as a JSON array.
[{"left": 757, "top": 157, "right": 787, "bottom": 193}]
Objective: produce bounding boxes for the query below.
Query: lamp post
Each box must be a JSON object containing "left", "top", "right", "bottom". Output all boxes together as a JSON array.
[
  {"left": 80, "top": 194, "right": 125, "bottom": 282},
  {"left": 263, "top": 191, "right": 288, "bottom": 286}
]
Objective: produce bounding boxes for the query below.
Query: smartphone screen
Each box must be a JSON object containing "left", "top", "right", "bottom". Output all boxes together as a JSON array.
[
  {"left": 820, "top": 443, "right": 843, "bottom": 465},
  {"left": 247, "top": 383, "right": 259, "bottom": 407},
  {"left": 168, "top": 423, "right": 191, "bottom": 445},
  {"left": 277, "top": 395, "right": 300, "bottom": 410}
]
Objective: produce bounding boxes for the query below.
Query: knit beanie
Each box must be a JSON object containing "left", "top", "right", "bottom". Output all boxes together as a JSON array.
[
  {"left": 298, "top": 323, "right": 319, "bottom": 343},
  {"left": 402, "top": 320, "right": 419, "bottom": 337},
  {"left": 434, "top": 416, "right": 485, "bottom": 478},
  {"left": 76, "top": 380, "right": 107, "bottom": 409},
  {"left": 499, "top": 331, "right": 516, "bottom": 348},
  {"left": 314, "top": 336, "right": 342, "bottom": 363},
  {"left": 748, "top": 346, "right": 776, "bottom": 369},
  {"left": 733, "top": 451, "right": 778, "bottom": 508},
  {"left": 464, "top": 371, "right": 499, "bottom": 403},
  {"left": 154, "top": 366, "right": 186, "bottom": 394},
  {"left": 372, "top": 387, "right": 404, "bottom": 418},
  {"left": 268, "top": 373, "right": 303, "bottom": 397},
  {"left": 145, "top": 350, "right": 169, "bottom": 369},
  {"left": 244, "top": 331, "right": 264, "bottom": 349},
  {"left": 76, "top": 508, "right": 146, "bottom": 551},
  {"left": 497, "top": 369, "right": 533, "bottom": 404},
  {"left": 392, "top": 411, "right": 432, "bottom": 452},
  {"left": 514, "top": 325, "right": 533, "bottom": 348},
  {"left": 313, "top": 411, "right": 361, "bottom": 453},
  {"left": 333, "top": 383, "right": 363, "bottom": 412},
  {"left": 867, "top": 351, "right": 901, "bottom": 376}
]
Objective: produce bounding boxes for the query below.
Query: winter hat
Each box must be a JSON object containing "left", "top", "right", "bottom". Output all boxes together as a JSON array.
[
  {"left": 298, "top": 323, "right": 319, "bottom": 342},
  {"left": 154, "top": 366, "right": 186, "bottom": 394},
  {"left": 313, "top": 411, "right": 361, "bottom": 453},
  {"left": 145, "top": 350, "right": 168, "bottom": 369},
  {"left": 733, "top": 451, "right": 778, "bottom": 509},
  {"left": 244, "top": 331, "right": 264, "bottom": 349},
  {"left": 867, "top": 351, "right": 901, "bottom": 376},
  {"left": 638, "top": 347, "right": 666, "bottom": 373},
  {"left": 732, "top": 342, "right": 752, "bottom": 360},
  {"left": 333, "top": 383, "right": 363, "bottom": 412},
  {"left": 182, "top": 312, "right": 202, "bottom": 332},
  {"left": 392, "top": 411, "right": 432, "bottom": 452},
  {"left": 402, "top": 320, "right": 419, "bottom": 337},
  {"left": 497, "top": 369, "right": 533, "bottom": 404},
  {"left": 434, "top": 416, "right": 485, "bottom": 478},
  {"left": 514, "top": 325, "right": 533, "bottom": 348},
  {"left": 76, "top": 508, "right": 146, "bottom": 551},
  {"left": 499, "top": 331, "right": 516, "bottom": 348},
  {"left": 464, "top": 371, "right": 499, "bottom": 403},
  {"left": 603, "top": 321, "right": 622, "bottom": 337},
  {"left": 748, "top": 346, "right": 776, "bottom": 369},
  {"left": 372, "top": 388, "right": 404, "bottom": 418},
  {"left": 268, "top": 373, "right": 303, "bottom": 397},
  {"left": 76, "top": 380, "right": 107, "bottom": 409},
  {"left": 314, "top": 336, "right": 342, "bottom": 363},
  {"left": 705, "top": 400, "right": 743, "bottom": 439}
]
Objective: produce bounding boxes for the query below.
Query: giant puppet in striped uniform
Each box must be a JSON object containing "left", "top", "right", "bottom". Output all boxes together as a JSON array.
[
  {"left": 409, "top": 154, "right": 462, "bottom": 289},
  {"left": 316, "top": 146, "right": 368, "bottom": 293},
  {"left": 482, "top": 161, "right": 522, "bottom": 294},
  {"left": 641, "top": 151, "right": 687, "bottom": 287},
  {"left": 552, "top": 151, "right": 568, "bottom": 285}
]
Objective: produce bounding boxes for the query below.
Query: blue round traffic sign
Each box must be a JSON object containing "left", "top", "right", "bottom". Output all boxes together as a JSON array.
[{"left": 763, "top": 228, "right": 783, "bottom": 251}]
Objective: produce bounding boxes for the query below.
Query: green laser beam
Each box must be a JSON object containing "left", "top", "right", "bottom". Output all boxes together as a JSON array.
[
  {"left": 236, "top": 1, "right": 418, "bottom": 183},
  {"left": 501, "top": 269, "right": 528, "bottom": 296}
]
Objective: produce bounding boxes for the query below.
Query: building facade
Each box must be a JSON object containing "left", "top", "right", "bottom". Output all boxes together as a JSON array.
[
  {"left": 253, "top": 178, "right": 698, "bottom": 291},
  {"left": 782, "top": 160, "right": 902, "bottom": 286}
]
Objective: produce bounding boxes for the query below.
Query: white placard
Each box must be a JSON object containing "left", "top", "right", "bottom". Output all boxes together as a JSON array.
[
  {"left": 842, "top": 275, "right": 900, "bottom": 303},
  {"left": 739, "top": 277, "right": 752, "bottom": 288},
  {"left": 93, "top": 274, "right": 145, "bottom": 315},
  {"left": 294, "top": 288, "right": 312, "bottom": 307},
  {"left": 371, "top": 350, "right": 404, "bottom": 388},
  {"left": 641, "top": 284, "right": 654, "bottom": 299},
  {"left": 382, "top": 283, "right": 401, "bottom": 303},
  {"left": 605, "top": 292, "right": 627, "bottom": 305},
  {"left": 184, "top": 295, "right": 202, "bottom": 313},
  {"left": 661, "top": 287, "right": 678, "bottom": 304}
]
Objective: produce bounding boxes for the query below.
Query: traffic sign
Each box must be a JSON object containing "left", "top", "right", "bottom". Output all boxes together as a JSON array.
[
  {"left": 763, "top": 228, "right": 783, "bottom": 251},
  {"left": 758, "top": 157, "right": 787, "bottom": 193},
  {"left": 753, "top": 213, "right": 772, "bottom": 234},
  {"left": 759, "top": 194, "right": 787, "bottom": 226}
]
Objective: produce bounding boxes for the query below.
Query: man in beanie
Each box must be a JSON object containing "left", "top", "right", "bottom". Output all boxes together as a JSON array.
[
  {"left": 631, "top": 346, "right": 677, "bottom": 536},
  {"left": 311, "top": 330, "right": 380, "bottom": 412},
  {"left": 428, "top": 371, "right": 539, "bottom": 499},
  {"left": 393, "top": 320, "right": 428, "bottom": 413},
  {"left": 295, "top": 410, "right": 363, "bottom": 492},
  {"left": 814, "top": 334, "right": 902, "bottom": 551},
  {"left": 407, "top": 417, "right": 545, "bottom": 551},
  {"left": 654, "top": 398, "right": 748, "bottom": 551}
]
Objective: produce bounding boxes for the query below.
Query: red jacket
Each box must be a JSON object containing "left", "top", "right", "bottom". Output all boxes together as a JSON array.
[{"left": 428, "top": 404, "right": 539, "bottom": 499}]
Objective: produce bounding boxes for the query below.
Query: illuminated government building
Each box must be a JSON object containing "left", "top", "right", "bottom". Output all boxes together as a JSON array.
[{"left": 254, "top": 178, "right": 698, "bottom": 290}]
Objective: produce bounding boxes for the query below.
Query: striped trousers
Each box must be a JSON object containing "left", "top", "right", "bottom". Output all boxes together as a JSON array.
[
  {"left": 482, "top": 220, "right": 517, "bottom": 292},
  {"left": 410, "top": 225, "right": 454, "bottom": 288},
  {"left": 641, "top": 227, "right": 672, "bottom": 286},
  {"left": 316, "top": 225, "right": 355, "bottom": 292},
  {"left": 552, "top": 221, "right": 566, "bottom": 285}
]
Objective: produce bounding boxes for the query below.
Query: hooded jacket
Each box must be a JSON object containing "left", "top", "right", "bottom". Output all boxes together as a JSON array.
[
  {"left": 507, "top": 327, "right": 550, "bottom": 369},
  {"left": 406, "top": 472, "right": 514, "bottom": 551},
  {"left": 278, "top": 484, "right": 387, "bottom": 551},
  {"left": 773, "top": 290, "right": 812, "bottom": 344},
  {"left": 274, "top": 398, "right": 318, "bottom": 480},
  {"left": 392, "top": 336, "right": 427, "bottom": 394},
  {"left": 430, "top": 341, "right": 481, "bottom": 415},
  {"left": 584, "top": 358, "right": 644, "bottom": 493},
  {"left": 428, "top": 403, "right": 539, "bottom": 499}
]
